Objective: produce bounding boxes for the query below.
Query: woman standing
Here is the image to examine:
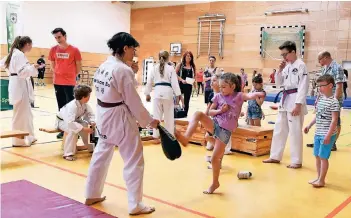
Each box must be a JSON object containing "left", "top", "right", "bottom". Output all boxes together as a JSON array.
[
  {"left": 176, "top": 51, "right": 196, "bottom": 116},
  {"left": 0, "top": 36, "right": 39, "bottom": 146},
  {"left": 85, "top": 32, "right": 160, "bottom": 215},
  {"left": 144, "top": 50, "right": 181, "bottom": 142}
]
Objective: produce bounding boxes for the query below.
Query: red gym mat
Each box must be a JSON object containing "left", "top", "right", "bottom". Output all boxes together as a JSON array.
[{"left": 1, "top": 180, "right": 116, "bottom": 218}]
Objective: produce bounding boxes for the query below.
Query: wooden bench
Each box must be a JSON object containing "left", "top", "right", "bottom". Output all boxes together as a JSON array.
[
  {"left": 0, "top": 130, "right": 29, "bottom": 139},
  {"left": 231, "top": 125, "right": 274, "bottom": 156},
  {"left": 175, "top": 119, "right": 206, "bottom": 146}
]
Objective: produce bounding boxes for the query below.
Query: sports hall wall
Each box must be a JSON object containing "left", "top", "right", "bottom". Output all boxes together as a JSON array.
[
  {"left": 0, "top": 1, "right": 131, "bottom": 81},
  {"left": 131, "top": 1, "right": 351, "bottom": 90}
]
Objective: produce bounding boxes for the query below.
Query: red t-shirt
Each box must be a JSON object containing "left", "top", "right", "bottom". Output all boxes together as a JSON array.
[
  {"left": 269, "top": 72, "right": 275, "bottom": 83},
  {"left": 196, "top": 71, "right": 204, "bottom": 82},
  {"left": 49, "top": 45, "right": 82, "bottom": 85}
]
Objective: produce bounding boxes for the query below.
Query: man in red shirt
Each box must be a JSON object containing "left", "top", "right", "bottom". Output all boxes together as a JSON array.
[
  {"left": 49, "top": 28, "right": 82, "bottom": 138},
  {"left": 269, "top": 69, "right": 276, "bottom": 83}
]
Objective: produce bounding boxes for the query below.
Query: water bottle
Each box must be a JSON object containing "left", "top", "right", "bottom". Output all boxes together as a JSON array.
[{"left": 237, "top": 171, "right": 252, "bottom": 179}]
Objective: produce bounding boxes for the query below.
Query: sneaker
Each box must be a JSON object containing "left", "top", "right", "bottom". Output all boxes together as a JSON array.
[
  {"left": 331, "top": 143, "right": 337, "bottom": 151},
  {"left": 56, "top": 132, "right": 64, "bottom": 139}
]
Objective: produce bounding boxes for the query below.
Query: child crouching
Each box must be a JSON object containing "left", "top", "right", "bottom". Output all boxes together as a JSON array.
[{"left": 56, "top": 85, "right": 95, "bottom": 161}]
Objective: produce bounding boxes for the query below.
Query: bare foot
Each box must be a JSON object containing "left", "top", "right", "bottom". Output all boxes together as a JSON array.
[
  {"left": 308, "top": 178, "right": 318, "bottom": 184},
  {"left": 203, "top": 182, "right": 220, "bottom": 194},
  {"left": 151, "top": 138, "right": 161, "bottom": 144},
  {"left": 85, "top": 196, "right": 106, "bottom": 205},
  {"left": 129, "top": 206, "right": 155, "bottom": 215},
  {"left": 287, "top": 164, "right": 302, "bottom": 169},
  {"left": 312, "top": 181, "right": 325, "bottom": 188},
  {"left": 175, "top": 130, "right": 189, "bottom": 147},
  {"left": 262, "top": 158, "right": 280, "bottom": 164}
]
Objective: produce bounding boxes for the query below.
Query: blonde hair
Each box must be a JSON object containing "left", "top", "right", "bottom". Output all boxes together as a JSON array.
[{"left": 159, "top": 50, "right": 169, "bottom": 77}]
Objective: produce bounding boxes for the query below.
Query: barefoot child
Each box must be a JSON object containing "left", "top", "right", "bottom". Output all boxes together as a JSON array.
[
  {"left": 247, "top": 74, "right": 266, "bottom": 126},
  {"left": 176, "top": 73, "right": 265, "bottom": 194},
  {"left": 56, "top": 85, "right": 95, "bottom": 161},
  {"left": 303, "top": 75, "right": 339, "bottom": 188}
]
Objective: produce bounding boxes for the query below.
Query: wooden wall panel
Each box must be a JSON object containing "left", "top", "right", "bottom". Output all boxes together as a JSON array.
[{"left": 131, "top": 1, "right": 351, "bottom": 93}]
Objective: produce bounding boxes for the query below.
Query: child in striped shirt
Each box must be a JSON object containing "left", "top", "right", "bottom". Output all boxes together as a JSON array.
[{"left": 304, "top": 75, "right": 340, "bottom": 188}]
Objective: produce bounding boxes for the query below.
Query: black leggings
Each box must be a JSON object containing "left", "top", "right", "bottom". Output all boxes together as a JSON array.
[
  {"left": 197, "top": 82, "right": 204, "bottom": 94},
  {"left": 181, "top": 84, "right": 192, "bottom": 115},
  {"left": 54, "top": 85, "right": 75, "bottom": 110},
  {"left": 344, "top": 82, "right": 348, "bottom": 99}
]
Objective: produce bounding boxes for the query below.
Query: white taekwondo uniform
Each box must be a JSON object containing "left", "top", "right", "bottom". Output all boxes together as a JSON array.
[
  {"left": 269, "top": 59, "right": 309, "bottom": 165},
  {"left": 0, "top": 48, "right": 38, "bottom": 146},
  {"left": 85, "top": 56, "right": 154, "bottom": 214},
  {"left": 56, "top": 99, "right": 95, "bottom": 157},
  {"left": 144, "top": 62, "right": 181, "bottom": 138}
]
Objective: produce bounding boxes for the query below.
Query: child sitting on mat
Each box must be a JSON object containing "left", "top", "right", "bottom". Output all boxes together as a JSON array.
[
  {"left": 56, "top": 84, "right": 95, "bottom": 161},
  {"left": 175, "top": 73, "right": 265, "bottom": 194},
  {"left": 303, "top": 75, "right": 339, "bottom": 188},
  {"left": 246, "top": 74, "right": 266, "bottom": 126}
]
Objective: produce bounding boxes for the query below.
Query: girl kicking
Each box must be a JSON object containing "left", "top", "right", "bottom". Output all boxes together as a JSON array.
[{"left": 176, "top": 73, "right": 265, "bottom": 194}]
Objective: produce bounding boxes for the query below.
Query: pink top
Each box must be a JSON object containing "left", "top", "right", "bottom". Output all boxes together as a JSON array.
[{"left": 211, "top": 92, "right": 244, "bottom": 131}]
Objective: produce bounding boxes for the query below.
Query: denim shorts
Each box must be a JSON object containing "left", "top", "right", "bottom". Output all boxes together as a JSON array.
[
  {"left": 247, "top": 106, "right": 262, "bottom": 120},
  {"left": 207, "top": 119, "right": 232, "bottom": 145},
  {"left": 314, "top": 134, "right": 337, "bottom": 159}
]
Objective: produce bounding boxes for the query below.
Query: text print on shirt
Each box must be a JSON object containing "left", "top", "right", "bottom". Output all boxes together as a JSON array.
[
  {"left": 56, "top": 53, "right": 70, "bottom": 59},
  {"left": 94, "top": 68, "right": 112, "bottom": 95}
]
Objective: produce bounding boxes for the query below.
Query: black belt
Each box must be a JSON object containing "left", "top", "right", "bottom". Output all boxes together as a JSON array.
[
  {"left": 274, "top": 88, "right": 298, "bottom": 104},
  {"left": 97, "top": 99, "right": 124, "bottom": 108},
  {"left": 155, "top": 82, "right": 171, "bottom": 87},
  {"left": 10, "top": 73, "right": 17, "bottom": 76},
  {"left": 56, "top": 116, "right": 63, "bottom": 121}
]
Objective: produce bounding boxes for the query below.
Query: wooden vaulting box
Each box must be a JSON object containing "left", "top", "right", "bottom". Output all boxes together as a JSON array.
[
  {"left": 231, "top": 125, "right": 274, "bottom": 156},
  {"left": 175, "top": 119, "right": 206, "bottom": 146}
]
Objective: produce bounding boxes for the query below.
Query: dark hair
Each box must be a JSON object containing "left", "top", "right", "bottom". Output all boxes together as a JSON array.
[
  {"left": 51, "top": 28, "right": 66, "bottom": 36},
  {"left": 317, "top": 74, "right": 335, "bottom": 86},
  {"left": 74, "top": 85, "right": 92, "bottom": 100},
  {"left": 209, "top": 56, "right": 216, "bottom": 61},
  {"left": 319, "top": 51, "right": 331, "bottom": 59},
  {"left": 220, "top": 72, "right": 242, "bottom": 92},
  {"left": 107, "top": 32, "right": 139, "bottom": 56},
  {"left": 344, "top": 69, "right": 348, "bottom": 79},
  {"left": 4, "top": 36, "right": 32, "bottom": 69},
  {"left": 279, "top": 41, "right": 297, "bottom": 53},
  {"left": 40, "top": 55, "right": 44, "bottom": 58},
  {"left": 181, "top": 51, "right": 196, "bottom": 75},
  {"left": 252, "top": 74, "right": 263, "bottom": 83},
  {"left": 159, "top": 50, "right": 169, "bottom": 77}
]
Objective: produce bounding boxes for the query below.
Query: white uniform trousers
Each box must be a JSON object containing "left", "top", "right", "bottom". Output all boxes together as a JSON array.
[
  {"left": 85, "top": 128, "right": 146, "bottom": 214},
  {"left": 57, "top": 120, "right": 92, "bottom": 157},
  {"left": 12, "top": 94, "right": 35, "bottom": 146},
  {"left": 152, "top": 98, "right": 174, "bottom": 138},
  {"left": 269, "top": 111, "right": 304, "bottom": 165}
]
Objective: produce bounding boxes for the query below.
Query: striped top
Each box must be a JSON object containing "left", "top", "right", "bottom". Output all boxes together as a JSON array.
[{"left": 315, "top": 96, "right": 340, "bottom": 136}]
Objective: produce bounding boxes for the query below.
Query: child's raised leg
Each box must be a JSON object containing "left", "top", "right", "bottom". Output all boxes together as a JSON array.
[
  {"left": 313, "top": 158, "right": 328, "bottom": 188},
  {"left": 204, "top": 138, "right": 226, "bottom": 194},
  {"left": 176, "top": 111, "right": 214, "bottom": 146},
  {"left": 309, "top": 156, "right": 321, "bottom": 184}
]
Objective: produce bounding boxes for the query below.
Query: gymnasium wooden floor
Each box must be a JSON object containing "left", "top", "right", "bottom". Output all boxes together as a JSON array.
[{"left": 1, "top": 84, "right": 351, "bottom": 218}]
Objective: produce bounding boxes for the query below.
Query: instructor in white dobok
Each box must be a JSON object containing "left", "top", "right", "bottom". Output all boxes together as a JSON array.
[
  {"left": 85, "top": 32, "right": 160, "bottom": 216},
  {"left": 263, "top": 41, "right": 309, "bottom": 169},
  {"left": 144, "top": 50, "right": 181, "bottom": 143},
  {"left": 0, "top": 36, "right": 39, "bottom": 146}
]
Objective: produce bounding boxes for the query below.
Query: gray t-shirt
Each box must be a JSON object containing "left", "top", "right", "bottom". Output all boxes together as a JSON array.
[{"left": 315, "top": 95, "right": 340, "bottom": 136}]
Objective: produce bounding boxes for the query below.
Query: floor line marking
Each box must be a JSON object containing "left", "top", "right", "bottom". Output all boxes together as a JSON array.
[
  {"left": 2, "top": 149, "right": 215, "bottom": 218},
  {"left": 325, "top": 196, "right": 351, "bottom": 218}
]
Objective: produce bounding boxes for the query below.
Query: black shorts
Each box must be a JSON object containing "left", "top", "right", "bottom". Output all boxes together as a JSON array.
[
  {"left": 204, "top": 89, "right": 212, "bottom": 104},
  {"left": 38, "top": 70, "right": 45, "bottom": 79}
]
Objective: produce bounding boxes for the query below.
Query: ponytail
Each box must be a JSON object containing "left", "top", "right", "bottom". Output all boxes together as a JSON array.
[
  {"left": 4, "top": 36, "right": 32, "bottom": 69},
  {"left": 158, "top": 50, "right": 169, "bottom": 78}
]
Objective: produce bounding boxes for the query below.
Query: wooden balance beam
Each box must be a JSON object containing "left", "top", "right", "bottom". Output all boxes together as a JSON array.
[{"left": 0, "top": 130, "right": 29, "bottom": 139}]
